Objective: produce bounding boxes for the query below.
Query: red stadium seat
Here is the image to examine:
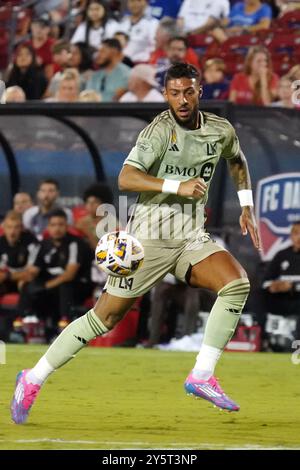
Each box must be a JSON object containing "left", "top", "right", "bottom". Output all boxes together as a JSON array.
[
  {"left": 277, "top": 10, "right": 300, "bottom": 29},
  {"left": 272, "top": 53, "right": 295, "bottom": 76},
  {"left": 267, "top": 33, "right": 300, "bottom": 54},
  {"left": 220, "top": 34, "right": 261, "bottom": 56},
  {"left": 219, "top": 52, "right": 245, "bottom": 77},
  {"left": 0, "top": 293, "right": 20, "bottom": 308}
]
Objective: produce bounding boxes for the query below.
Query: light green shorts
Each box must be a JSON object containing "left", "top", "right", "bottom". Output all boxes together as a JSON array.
[{"left": 105, "top": 234, "right": 226, "bottom": 298}]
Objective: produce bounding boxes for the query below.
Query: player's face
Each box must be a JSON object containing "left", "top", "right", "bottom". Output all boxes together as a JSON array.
[
  {"left": 48, "top": 217, "right": 68, "bottom": 240},
  {"left": 291, "top": 224, "right": 300, "bottom": 250},
  {"left": 37, "top": 183, "right": 58, "bottom": 208},
  {"left": 13, "top": 193, "right": 33, "bottom": 214},
  {"left": 4, "top": 219, "right": 22, "bottom": 244},
  {"left": 164, "top": 77, "right": 202, "bottom": 129}
]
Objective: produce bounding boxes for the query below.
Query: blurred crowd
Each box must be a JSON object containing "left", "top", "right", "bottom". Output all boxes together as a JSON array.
[{"left": 0, "top": 0, "right": 300, "bottom": 108}]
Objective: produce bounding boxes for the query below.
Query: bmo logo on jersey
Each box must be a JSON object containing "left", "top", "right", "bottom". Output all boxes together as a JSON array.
[
  {"left": 256, "top": 173, "right": 300, "bottom": 261},
  {"left": 165, "top": 162, "right": 214, "bottom": 182}
]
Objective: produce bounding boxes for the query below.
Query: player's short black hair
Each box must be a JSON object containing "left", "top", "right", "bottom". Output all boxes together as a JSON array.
[
  {"left": 102, "top": 38, "right": 122, "bottom": 53},
  {"left": 164, "top": 63, "right": 201, "bottom": 88},
  {"left": 38, "top": 178, "right": 60, "bottom": 190},
  {"left": 47, "top": 208, "right": 68, "bottom": 221},
  {"left": 83, "top": 183, "right": 114, "bottom": 205}
]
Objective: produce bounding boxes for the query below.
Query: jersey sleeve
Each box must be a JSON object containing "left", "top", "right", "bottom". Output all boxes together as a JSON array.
[
  {"left": 221, "top": 121, "right": 241, "bottom": 160},
  {"left": 124, "top": 122, "right": 167, "bottom": 172}
]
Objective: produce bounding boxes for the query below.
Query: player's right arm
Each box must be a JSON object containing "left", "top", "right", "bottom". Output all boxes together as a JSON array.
[
  {"left": 119, "top": 165, "right": 206, "bottom": 198},
  {"left": 118, "top": 124, "right": 207, "bottom": 199}
]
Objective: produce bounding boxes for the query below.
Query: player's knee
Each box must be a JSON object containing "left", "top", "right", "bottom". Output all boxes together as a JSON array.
[{"left": 218, "top": 277, "right": 250, "bottom": 314}]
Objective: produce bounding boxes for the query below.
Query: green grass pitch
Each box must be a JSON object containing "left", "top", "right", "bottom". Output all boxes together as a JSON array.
[{"left": 0, "top": 345, "right": 299, "bottom": 450}]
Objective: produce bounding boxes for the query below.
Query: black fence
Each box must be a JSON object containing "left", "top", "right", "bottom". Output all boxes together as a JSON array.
[{"left": 0, "top": 102, "right": 299, "bottom": 278}]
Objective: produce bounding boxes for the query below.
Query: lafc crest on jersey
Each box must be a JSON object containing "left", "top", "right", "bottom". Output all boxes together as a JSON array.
[{"left": 168, "top": 130, "right": 179, "bottom": 152}]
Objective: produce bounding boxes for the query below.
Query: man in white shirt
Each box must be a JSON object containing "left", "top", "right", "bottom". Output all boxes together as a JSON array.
[
  {"left": 119, "top": 63, "right": 164, "bottom": 102},
  {"left": 119, "top": 0, "right": 159, "bottom": 62},
  {"left": 177, "top": 0, "right": 230, "bottom": 34}
]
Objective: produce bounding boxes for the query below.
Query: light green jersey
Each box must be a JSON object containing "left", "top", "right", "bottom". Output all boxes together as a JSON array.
[{"left": 124, "top": 109, "right": 240, "bottom": 246}]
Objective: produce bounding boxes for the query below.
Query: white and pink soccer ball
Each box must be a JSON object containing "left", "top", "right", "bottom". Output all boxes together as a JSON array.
[{"left": 95, "top": 231, "right": 144, "bottom": 277}]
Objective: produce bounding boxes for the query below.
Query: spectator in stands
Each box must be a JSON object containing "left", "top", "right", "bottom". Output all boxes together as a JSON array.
[
  {"left": 287, "top": 64, "right": 300, "bottom": 81},
  {"left": 0, "top": 211, "right": 39, "bottom": 297},
  {"left": 118, "top": 0, "right": 159, "bottom": 62},
  {"left": 86, "top": 38, "right": 130, "bottom": 101},
  {"left": 75, "top": 183, "right": 114, "bottom": 250},
  {"left": 71, "top": 0, "right": 119, "bottom": 49},
  {"left": 13, "top": 192, "right": 33, "bottom": 215},
  {"left": 271, "top": 74, "right": 298, "bottom": 108},
  {"left": 261, "top": 222, "right": 300, "bottom": 337},
  {"left": 177, "top": 0, "right": 230, "bottom": 35},
  {"left": 44, "top": 40, "right": 72, "bottom": 98},
  {"left": 5, "top": 45, "right": 48, "bottom": 100},
  {"left": 113, "top": 32, "right": 135, "bottom": 68},
  {"left": 276, "top": 0, "right": 300, "bottom": 15},
  {"left": 155, "top": 36, "right": 191, "bottom": 89},
  {"left": 2, "top": 86, "right": 26, "bottom": 103},
  {"left": 120, "top": 64, "right": 164, "bottom": 102},
  {"left": 27, "top": 15, "right": 55, "bottom": 80},
  {"left": 23, "top": 179, "right": 73, "bottom": 239},
  {"left": 78, "top": 89, "right": 102, "bottom": 101},
  {"left": 214, "top": 0, "right": 273, "bottom": 42},
  {"left": 68, "top": 42, "right": 95, "bottom": 90},
  {"left": 148, "top": 0, "right": 183, "bottom": 20},
  {"left": 202, "top": 58, "right": 230, "bottom": 100},
  {"left": 149, "top": 17, "right": 199, "bottom": 70},
  {"left": 229, "top": 46, "right": 279, "bottom": 106},
  {"left": 19, "top": 209, "right": 93, "bottom": 331},
  {"left": 49, "top": 68, "right": 81, "bottom": 102}
]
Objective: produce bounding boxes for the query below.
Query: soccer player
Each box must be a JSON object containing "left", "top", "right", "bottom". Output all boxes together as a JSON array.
[{"left": 11, "top": 63, "right": 260, "bottom": 423}]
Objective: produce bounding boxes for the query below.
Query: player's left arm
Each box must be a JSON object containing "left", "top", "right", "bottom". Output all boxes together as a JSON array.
[{"left": 226, "top": 150, "right": 261, "bottom": 250}]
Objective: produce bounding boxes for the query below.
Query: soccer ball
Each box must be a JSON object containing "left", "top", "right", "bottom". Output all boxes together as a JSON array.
[{"left": 95, "top": 230, "right": 144, "bottom": 277}]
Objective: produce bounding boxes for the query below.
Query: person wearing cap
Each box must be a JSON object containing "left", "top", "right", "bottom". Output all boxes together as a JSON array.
[
  {"left": 119, "top": 64, "right": 164, "bottom": 102},
  {"left": 27, "top": 15, "right": 55, "bottom": 80}
]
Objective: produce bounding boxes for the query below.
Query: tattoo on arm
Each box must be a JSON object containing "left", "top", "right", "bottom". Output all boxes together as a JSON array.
[{"left": 227, "top": 151, "right": 251, "bottom": 191}]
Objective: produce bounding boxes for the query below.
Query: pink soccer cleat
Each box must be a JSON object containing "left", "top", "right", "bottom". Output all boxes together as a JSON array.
[
  {"left": 184, "top": 372, "right": 240, "bottom": 412},
  {"left": 10, "top": 369, "right": 41, "bottom": 424}
]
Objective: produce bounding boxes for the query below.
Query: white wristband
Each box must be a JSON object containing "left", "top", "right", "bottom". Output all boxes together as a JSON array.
[
  {"left": 162, "top": 179, "right": 181, "bottom": 194},
  {"left": 238, "top": 189, "right": 254, "bottom": 207}
]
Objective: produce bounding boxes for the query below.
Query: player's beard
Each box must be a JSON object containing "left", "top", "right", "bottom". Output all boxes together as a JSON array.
[{"left": 169, "top": 103, "right": 200, "bottom": 130}]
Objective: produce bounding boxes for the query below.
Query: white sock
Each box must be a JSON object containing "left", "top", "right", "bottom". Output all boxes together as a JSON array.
[
  {"left": 192, "top": 344, "right": 222, "bottom": 380},
  {"left": 26, "top": 356, "right": 55, "bottom": 385}
]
